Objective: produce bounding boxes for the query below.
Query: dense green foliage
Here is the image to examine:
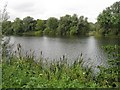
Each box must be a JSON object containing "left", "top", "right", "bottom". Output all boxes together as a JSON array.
[
  {"left": 2, "top": 14, "right": 91, "bottom": 36},
  {"left": 97, "top": 45, "right": 119, "bottom": 88},
  {"left": 2, "top": 44, "right": 119, "bottom": 88},
  {"left": 2, "top": 54, "right": 94, "bottom": 88},
  {"left": 12, "top": 18, "right": 23, "bottom": 34},
  {"left": 44, "top": 17, "right": 58, "bottom": 35},
  {"left": 36, "top": 19, "right": 45, "bottom": 32},
  {"left": 97, "top": 1, "right": 120, "bottom": 36}
]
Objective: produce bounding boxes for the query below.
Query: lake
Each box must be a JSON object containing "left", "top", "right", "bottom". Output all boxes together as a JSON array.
[{"left": 6, "top": 36, "right": 119, "bottom": 72}]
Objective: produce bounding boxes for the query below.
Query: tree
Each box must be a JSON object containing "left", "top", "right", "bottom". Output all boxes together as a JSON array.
[
  {"left": 71, "top": 14, "right": 78, "bottom": 27},
  {"left": 23, "top": 16, "right": 35, "bottom": 32},
  {"left": 12, "top": 18, "right": 23, "bottom": 34},
  {"left": 97, "top": 1, "right": 120, "bottom": 35},
  {"left": 45, "top": 17, "right": 58, "bottom": 35},
  {"left": 57, "top": 15, "right": 72, "bottom": 36},
  {"left": 35, "top": 19, "right": 45, "bottom": 31},
  {"left": 69, "top": 14, "right": 78, "bottom": 36},
  {"left": 70, "top": 26, "right": 77, "bottom": 35},
  {"left": 2, "top": 21, "right": 13, "bottom": 35},
  {"left": 77, "top": 16, "right": 89, "bottom": 35}
]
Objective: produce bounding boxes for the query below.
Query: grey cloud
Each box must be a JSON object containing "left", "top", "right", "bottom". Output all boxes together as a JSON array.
[
  {"left": 12, "top": 2, "right": 35, "bottom": 13},
  {"left": 11, "top": 1, "right": 46, "bottom": 17},
  {"left": 7, "top": 0, "right": 118, "bottom": 22}
]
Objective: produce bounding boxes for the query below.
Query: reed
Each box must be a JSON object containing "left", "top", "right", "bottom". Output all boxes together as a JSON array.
[{"left": 2, "top": 43, "right": 119, "bottom": 88}]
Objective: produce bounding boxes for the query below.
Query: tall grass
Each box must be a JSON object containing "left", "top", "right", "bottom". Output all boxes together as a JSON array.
[{"left": 2, "top": 43, "right": 119, "bottom": 88}]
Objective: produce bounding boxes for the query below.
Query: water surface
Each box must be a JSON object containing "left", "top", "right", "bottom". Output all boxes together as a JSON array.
[{"left": 8, "top": 36, "right": 119, "bottom": 70}]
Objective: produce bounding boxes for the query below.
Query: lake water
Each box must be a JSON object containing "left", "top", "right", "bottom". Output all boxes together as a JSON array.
[{"left": 7, "top": 36, "right": 119, "bottom": 72}]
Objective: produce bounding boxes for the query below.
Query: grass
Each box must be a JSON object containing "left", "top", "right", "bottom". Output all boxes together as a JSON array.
[{"left": 1, "top": 45, "right": 119, "bottom": 88}]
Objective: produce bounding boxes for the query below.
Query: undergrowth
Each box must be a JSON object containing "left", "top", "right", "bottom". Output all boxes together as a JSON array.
[{"left": 1, "top": 44, "right": 119, "bottom": 88}]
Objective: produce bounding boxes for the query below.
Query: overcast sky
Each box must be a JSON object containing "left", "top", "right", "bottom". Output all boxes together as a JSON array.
[{"left": 0, "top": 0, "right": 119, "bottom": 23}]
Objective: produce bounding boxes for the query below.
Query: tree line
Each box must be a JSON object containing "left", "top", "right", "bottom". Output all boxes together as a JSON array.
[
  {"left": 2, "top": 14, "right": 91, "bottom": 36},
  {"left": 2, "top": 1, "right": 120, "bottom": 36}
]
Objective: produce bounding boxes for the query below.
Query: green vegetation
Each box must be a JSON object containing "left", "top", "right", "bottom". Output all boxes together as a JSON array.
[
  {"left": 1, "top": 1, "right": 120, "bottom": 89},
  {"left": 2, "top": 14, "right": 91, "bottom": 36},
  {"left": 96, "top": 1, "right": 120, "bottom": 37},
  {"left": 2, "top": 44, "right": 119, "bottom": 88},
  {"left": 2, "top": 1, "right": 120, "bottom": 37}
]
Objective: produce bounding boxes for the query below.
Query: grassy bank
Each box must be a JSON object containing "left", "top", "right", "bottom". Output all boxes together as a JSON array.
[{"left": 2, "top": 45, "right": 119, "bottom": 88}]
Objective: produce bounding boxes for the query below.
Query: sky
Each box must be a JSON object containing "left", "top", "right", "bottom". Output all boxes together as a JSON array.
[{"left": 0, "top": 0, "right": 119, "bottom": 23}]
